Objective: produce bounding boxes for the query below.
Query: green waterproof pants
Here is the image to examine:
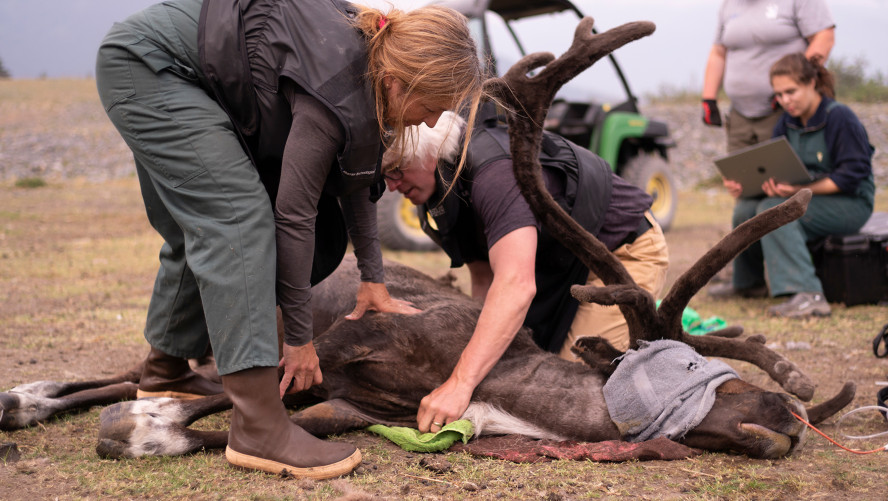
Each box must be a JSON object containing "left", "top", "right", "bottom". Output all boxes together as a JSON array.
[
  {"left": 731, "top": 194, "right": 872, "bottom": 296},
  {"left": 95, "top": 10, "right": 278, "bottom": 375}
]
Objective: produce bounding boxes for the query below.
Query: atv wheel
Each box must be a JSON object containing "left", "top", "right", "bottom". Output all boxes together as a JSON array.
[
  {"left": 620, "top": 154, "right": 677, "bottom": 232},
  {"left": 377, "top": 192, "right": 438, "bottom": 251}
]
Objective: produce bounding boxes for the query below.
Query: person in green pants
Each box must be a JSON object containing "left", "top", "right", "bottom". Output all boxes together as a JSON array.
[
  {"left": 714, "top": 53, "right": 874, "bottom": 318},
  {"left": 95, "top": 0, "right": 484, "bottom": 478}
]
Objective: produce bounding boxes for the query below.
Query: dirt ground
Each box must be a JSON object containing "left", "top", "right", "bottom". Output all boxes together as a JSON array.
[{"left": 1, "top": 178, "right": 887, "bottom": 500}]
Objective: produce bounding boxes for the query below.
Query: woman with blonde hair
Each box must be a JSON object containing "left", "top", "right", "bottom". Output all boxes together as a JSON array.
[{"left": 96, "top": 0, "right": 483, "bottom": 478}]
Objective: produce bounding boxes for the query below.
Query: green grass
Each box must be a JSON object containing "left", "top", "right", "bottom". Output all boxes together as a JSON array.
[{"left": 14, "top": 177, "right": 47, "bottom": 188}]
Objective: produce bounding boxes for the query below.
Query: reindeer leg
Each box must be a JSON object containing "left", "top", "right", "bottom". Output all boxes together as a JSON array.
[
  {"left": 5, "top": 362, "right": 143, "bottom": 399},
  {"left": 290, "top": 399, "right": 373, "bottom": 437},
  {"left": 0, "top": 382, "right": 138, "bottom": 431},
  {"left": 96, "top": 394, "right": 232, "bottom": 458}
]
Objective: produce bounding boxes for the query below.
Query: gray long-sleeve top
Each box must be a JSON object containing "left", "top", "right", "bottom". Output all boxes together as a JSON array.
[{"left": 275, "top": 84, "right": 385, "bottom": 347}]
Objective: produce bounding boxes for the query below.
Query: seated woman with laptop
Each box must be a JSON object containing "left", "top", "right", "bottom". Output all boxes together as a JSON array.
[{"left": 710, "top": 52, "right": 875, "bottom": 318}]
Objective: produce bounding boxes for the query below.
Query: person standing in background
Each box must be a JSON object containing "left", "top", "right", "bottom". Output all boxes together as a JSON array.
[{"left": 701, "top": 0, "right": 835, "bottom": 153}]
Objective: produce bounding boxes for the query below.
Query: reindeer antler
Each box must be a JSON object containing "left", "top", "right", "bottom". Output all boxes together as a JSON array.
[
  {"left": 486, "top": 18, "right": 655, "bottom": 127},
  {"left": 656, "top": 190, "right": 815, "bottom": 399},
  {"left": 484, "top": 18, "right": 660, "bottom": 342},
  {"left": 485, "top": 17, "right": 818, "bottom": 401}
]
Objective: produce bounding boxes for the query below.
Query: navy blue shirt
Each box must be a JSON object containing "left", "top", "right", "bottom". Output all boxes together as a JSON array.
[{"left": 773, "top": 96, "right": 874, "bottom": 195}]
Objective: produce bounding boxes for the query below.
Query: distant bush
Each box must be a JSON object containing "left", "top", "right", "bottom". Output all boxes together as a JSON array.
[
  {"left": 0, "top": 57, "right": 9, "bottom": 79},
  {"left": 644, "top": 84, "right": 701, "bottom": 105},
  {"left": 15, "top": 177, "right": 47, "bottom": 189},
  {"left": 645, "top": 56, "right": 888, "bottom": 104},
  {"left": 828, "top": 56, "right": 888, "bottom": 103}
]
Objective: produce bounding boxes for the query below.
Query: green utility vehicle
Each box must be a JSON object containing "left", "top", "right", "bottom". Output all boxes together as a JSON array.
[{"left": 377, "top": 0, "right": 678, "bottom": 251}]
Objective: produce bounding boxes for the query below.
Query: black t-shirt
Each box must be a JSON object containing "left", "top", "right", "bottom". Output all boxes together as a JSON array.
[{"left": 470, "top": 158, "right": 649, "bottom": 257}]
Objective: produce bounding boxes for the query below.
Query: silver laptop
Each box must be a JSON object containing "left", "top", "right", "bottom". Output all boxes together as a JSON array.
[{"left": 714, "top": 137, "right": 812, "bottom": 198}]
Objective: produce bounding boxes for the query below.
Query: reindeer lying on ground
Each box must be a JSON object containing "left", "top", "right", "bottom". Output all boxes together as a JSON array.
[
  {"left": 0, "top": 17, "right": 855, "bottom": 462},
  {"left": 0, "top": 253, "right": 853, "bottom": 460}
]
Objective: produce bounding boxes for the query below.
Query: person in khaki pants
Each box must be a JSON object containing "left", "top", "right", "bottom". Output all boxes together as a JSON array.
[
  {"left": 380, "top": 109, "right": 669, "bottom": 435},
  {"left": 560, "top": 212, "right": 668, "bottom": 356}
]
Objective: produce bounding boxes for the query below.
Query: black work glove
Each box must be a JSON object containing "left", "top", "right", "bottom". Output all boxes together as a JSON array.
[{"left": 701, "top": 99, "right": 722, "bottom": 127}]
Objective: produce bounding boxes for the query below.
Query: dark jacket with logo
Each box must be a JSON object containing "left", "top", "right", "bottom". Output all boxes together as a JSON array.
[{"left": 773, "top": 96, "right": 875, "bottom": 208}]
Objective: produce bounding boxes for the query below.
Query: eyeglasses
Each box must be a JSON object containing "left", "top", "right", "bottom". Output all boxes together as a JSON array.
[{"left": 383, "top": 166, "right": 404, "bottom": 181}]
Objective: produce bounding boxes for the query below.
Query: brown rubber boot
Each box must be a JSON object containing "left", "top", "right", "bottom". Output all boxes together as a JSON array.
[
  {"left": 137, "top": 347, "right": 224, "bottom": 399},
  {"left": 222, "top": 366, "right": 361, "bottom": 479}
]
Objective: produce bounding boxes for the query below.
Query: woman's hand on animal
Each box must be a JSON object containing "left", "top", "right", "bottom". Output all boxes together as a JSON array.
[
  {"left": 417, "top": 378, "right": 473, "bottom": 433},
  {"left": 279, "top": 342, "right": 323, "bottom": 398},
  {"left": 761, "top": 178, "right": 798, "bottom": 198},
  {"left": 345, "top": 281, "right": 420, "bottom": 320},
  {"left": 723, "top": 178, "right": 743, "bottom": 198}
]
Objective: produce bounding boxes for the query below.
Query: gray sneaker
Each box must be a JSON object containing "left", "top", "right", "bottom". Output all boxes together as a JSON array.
[{"left": 768, "top": 292, "right": 831, "bottom": 318}]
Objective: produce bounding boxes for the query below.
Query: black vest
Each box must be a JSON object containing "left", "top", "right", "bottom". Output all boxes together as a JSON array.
[
  {"left": 198, "top": 0, "right": 384, "bottom": 200},
  {"left": 419, "top": 122, "right": 613, "bottom": 352},
  {"left": 199, "top": 0, "right": 385, "bottom": 285}
]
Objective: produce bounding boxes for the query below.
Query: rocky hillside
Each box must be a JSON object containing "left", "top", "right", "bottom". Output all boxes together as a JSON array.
[
  {"left": 1, "top": 79, "right": 885, "bottom": 190},
  {"left": 644, "top": 101, "right": 888, "bottom": 190}
]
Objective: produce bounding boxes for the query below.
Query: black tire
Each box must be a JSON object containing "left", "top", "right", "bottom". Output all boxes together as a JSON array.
[
  {"left": 376, "top": 191, "right": 439, "bottom": 251},
  {"left": 620, "top": 154, "right": 678, "bottom": 232}
]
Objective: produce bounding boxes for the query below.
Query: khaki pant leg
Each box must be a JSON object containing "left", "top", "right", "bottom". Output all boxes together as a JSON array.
[
  {"left": 559, "top": 212, "right": 669, "bottom": 359},
  {"left": 725, "top": 108, "right": 783, "bottom": 153}
]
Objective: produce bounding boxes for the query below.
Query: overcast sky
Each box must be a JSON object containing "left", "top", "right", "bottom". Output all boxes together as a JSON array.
[{"left": 0, "top": 0, "right": 885, "bottom": 99}]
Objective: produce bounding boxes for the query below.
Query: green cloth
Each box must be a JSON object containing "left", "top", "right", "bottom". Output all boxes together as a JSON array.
[
  {"left": 681, "top": 306, "right": 727, "bottom": 336},
  {"left": 367, "top": 419, "right": 475, "bottom": 452},
  {"left": 656, "top": 301, "right": 727, "bottom": 336}
]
